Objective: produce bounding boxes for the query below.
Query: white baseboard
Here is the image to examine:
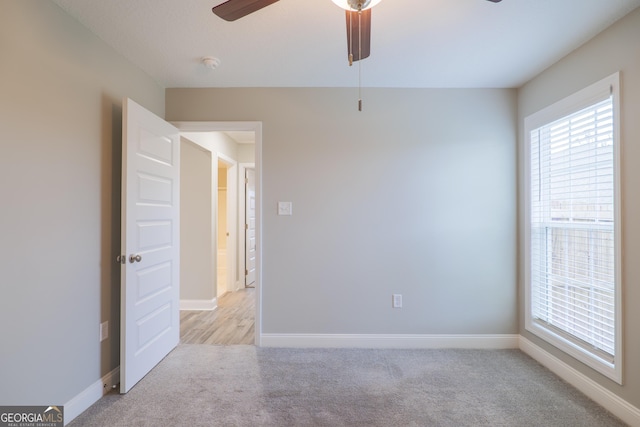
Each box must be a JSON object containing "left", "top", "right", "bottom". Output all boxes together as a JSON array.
[
  {"left": 260, "top": 333, "right": 520, "bottom": 349},
  {"left": 180, "top": 298, "right": 217, "bottom": 311},
  {"left": 63, "top": 366, "right": 119, "bottom": 426},
  {"left": 519, "top": 336, "right": 640, "bottom": 426}
]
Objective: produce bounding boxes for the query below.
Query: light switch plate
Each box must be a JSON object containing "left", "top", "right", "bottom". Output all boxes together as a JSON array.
[{"left": 278, "top": 201, "right": 293, "bottom": 216}]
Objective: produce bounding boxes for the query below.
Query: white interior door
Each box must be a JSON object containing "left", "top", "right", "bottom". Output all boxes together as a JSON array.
[
  {"left": 120, "top": 98, "right": 180, "bottom": 393},
  {"left": 245, "top": 168, "right": 256, "bottom": 287}
]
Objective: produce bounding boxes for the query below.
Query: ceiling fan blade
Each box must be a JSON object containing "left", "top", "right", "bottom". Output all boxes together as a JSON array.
[
  {"left": 486, "top": 0, "right": 502, "bottom": 3},
  {"left": 345, "top": 9, "right": 371, "bottom": 62},
  {"left": 212, "top": 0, "right": 279, "bottom": 21}
]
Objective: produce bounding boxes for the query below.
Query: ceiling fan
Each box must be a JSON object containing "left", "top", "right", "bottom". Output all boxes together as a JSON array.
[
  {"left": 212, "top": 0, "right": 502, "bottom": 63},
  {"left": 212, "top": 0, "right": 501, "bottom": 111}
]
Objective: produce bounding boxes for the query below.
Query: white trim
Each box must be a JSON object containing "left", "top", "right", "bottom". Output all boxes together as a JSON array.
[
  {"left": 172, "top": 121, "right": 262, "bottom": 347},
  {"left": 63, "top": 366, "right": 120, "bottom": 426},
  {"left": 180, "top": 298, "right": 217, "bottom": 311},
  {"left": 519, "top": 337, "right": 640, "bottom": 426},
  {"left": 522, "top": 72, "right": 622, "bottom": 384},
  {"left": 172, "top": 121, "right": 261, "bottom": 133},
  {"left": 260, "top": 334, "right": 519, "bottom": 349},
  {"left": 239, "top": 162, "right": 255, "bottom": 290}
]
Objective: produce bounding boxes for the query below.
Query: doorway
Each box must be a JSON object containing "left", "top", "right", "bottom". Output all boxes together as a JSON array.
[{"left": 176, "top": 122, "right": 261, "bottom": 346}]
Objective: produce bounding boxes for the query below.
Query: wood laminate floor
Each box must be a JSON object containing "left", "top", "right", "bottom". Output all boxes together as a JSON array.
[{"left": 180, "top": 288, "right": 255, "bottom": 345}]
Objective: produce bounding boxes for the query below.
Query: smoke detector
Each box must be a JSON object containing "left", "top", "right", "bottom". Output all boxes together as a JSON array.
[{"left": 202, "top": 56, "right": 221, "bottom": 70}]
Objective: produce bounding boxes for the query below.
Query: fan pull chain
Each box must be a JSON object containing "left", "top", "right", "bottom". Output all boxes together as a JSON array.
[{"left": 358, "top": 9, "right": 362, "bottom": 111}]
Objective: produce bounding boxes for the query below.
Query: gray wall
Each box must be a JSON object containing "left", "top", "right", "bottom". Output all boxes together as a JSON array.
[
  {"left": 517, "top": 7, "right": 640, "bottom": 409},
  {"left": 180, "top": 139, "right": 214, "bottom": 301},
  {"left": 0, "top": 1, "right": 164, "bottom": 405},
  {"left": 166, "top": 88, "right": 518, "bottom": 335}
]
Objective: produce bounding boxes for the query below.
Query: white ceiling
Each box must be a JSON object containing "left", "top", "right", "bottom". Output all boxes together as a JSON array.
[{"left": 51, "top": 0, "right": 640, "bottom": 89}]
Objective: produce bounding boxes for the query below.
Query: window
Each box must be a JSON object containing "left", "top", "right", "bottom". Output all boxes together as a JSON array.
[{"left": 524, "top": 73, "right": 621, "bottom": 383}]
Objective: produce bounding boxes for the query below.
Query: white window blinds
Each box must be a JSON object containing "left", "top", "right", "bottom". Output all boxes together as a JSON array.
[
  {"left": 530, "top": 95, "right": 615, "bottom": 355},
  {"left": 526, "top": 73, "right": 621, "bottom": 382}
]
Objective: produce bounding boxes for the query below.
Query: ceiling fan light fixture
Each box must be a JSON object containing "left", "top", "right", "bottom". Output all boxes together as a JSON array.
[{"left": 331, "top": 0, "right": 382, "bottom": 11}]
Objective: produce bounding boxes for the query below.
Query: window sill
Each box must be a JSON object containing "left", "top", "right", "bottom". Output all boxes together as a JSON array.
[{"left": 526, "top": 319, "right": 621, "bottom": 384}]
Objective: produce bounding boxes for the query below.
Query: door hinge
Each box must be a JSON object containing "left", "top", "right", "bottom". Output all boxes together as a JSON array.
[
  {"left": 245, "top": 223, "right": 249, "bottom": 230},
  {"left": 245, "top": 269, "right": 248, "bottom": 276}
]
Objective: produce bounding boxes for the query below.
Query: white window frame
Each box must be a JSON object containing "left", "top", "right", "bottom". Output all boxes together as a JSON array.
[{"left": 524, "top": 72, "right": 622, "bottom": 384}]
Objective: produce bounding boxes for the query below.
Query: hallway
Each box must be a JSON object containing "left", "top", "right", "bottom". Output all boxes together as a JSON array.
[{"left": 180, "top": 288, "right": 255, "bottom": 345}]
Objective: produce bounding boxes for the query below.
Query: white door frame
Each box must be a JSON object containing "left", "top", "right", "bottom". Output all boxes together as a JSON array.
[
  {"left": 239, "top": 162, "right": 255, "bottom": 288},
  {"left": 172, "top": 121, "right": 262, "bottom": 346}
]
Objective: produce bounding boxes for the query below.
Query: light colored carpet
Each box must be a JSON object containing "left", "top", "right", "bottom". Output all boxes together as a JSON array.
[{"left": 69, "top": 345, "right": 625, "bottom": 426}]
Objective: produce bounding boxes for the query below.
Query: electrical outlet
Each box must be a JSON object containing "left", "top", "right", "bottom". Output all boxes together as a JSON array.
[
  {"left": 392, "top": 294, "right": 402, "bottom": 308},
  {"left": 100, "top": 321, "right": 109, "bottom": 342}
]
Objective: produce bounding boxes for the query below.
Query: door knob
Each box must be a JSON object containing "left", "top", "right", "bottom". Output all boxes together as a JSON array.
[{"left": 129, "top": 254, "right": 142, "bottom": 263}]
